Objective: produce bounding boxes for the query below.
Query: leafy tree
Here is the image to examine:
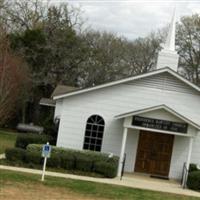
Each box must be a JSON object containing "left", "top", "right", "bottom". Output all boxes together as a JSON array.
[
  {"left": 9, "top": 5, "right": 86, "bottom": 88},
  {"left": 5, "top": 2, "right": 86, "bottom": 124},
  {"left": 43, "top": 5, "right": 87, "bottom": 87}
]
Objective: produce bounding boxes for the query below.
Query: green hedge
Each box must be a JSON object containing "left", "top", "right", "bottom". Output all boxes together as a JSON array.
[
  {"left": 60, "top": 153, "right": 75, "bottom": 170},
  {"left": 47, "top": 153, "right": 61, "bottom": 168},
  {"left": 15, "top": 133, "right": 53, "bottom": 149},
  {"left": 94, "top": 161, "right": 117, "bottom": 178},
  {"left": 25, "top": 151, "right": 42, "bottom": 165},
  {"left": 5, "top": 144, "right": 119, "bottom": 178},
  {"left": 5, "top": 148, "right": 26, "bottom": 162},
  {"left": 26, "top": 144, "right": 119, "bottom": 177},
  {"left": 75, "top": 153, "right": 93, "bottom": 172},
  {"left": 187, "top": 171, "right": 200, "bottom": 190},
  {"left": 189, "top": 163, "right": 199, "bottom": 173}
]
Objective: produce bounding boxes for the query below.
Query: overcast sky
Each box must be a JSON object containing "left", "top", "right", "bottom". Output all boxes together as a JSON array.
[{"left": 52, "top": 0, "right": 200, "bottom": 40}]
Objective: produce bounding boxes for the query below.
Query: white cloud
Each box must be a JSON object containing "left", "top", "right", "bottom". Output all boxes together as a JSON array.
[{"left": 50, "top": 0, "right": 200, "bottom": 40}]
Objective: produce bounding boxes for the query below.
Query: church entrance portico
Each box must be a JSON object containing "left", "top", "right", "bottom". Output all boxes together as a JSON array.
[{"left": 115, "top": 104, "right": 199, "bottom": 182}]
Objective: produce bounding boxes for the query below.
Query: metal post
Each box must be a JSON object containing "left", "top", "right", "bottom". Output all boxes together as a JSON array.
[
  {"left": 41, "top": 156, "right": 47, "bottom": 181},
  {"left": 41, "top": 142, "right": 50, "bottom": 181},
  {"left": 120, "top": 153, "right": 126, "bottom": 180}
]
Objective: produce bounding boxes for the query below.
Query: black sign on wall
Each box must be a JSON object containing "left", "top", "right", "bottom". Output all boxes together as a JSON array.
[{"left": 132, "top": 116, "right": 188, "bottom": 133}]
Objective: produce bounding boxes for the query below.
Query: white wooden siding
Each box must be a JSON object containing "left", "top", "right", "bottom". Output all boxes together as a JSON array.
[
  {"left": 169, "top": 136, "right": 190, "bottom": 179},
  {"left": 191, "top": 134, "right": 200, "bottom": 165},
  {"left": 156, "top": 50, "right": 179, "bottom": 72},
  {"left": 54, "top": 99, "right": 63, "bottom": 119},
  {"left": 56, "top": 72, "right": 200, "bottom": 179},
  {"left": 140, "top": 109, "right": 184, "bottom": 122},
  {"left": 126, "top": 72, "right": 199, "bottom": 95},
  {"left": 124, "top": 129, "right": 139, "bottom": 172}
]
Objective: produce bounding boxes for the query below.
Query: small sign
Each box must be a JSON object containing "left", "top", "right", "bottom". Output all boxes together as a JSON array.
[
  {"left": 41, "top": 142, "right": 51, "bottom": 181},
  {"left": 132, "top": 116, "right": 188, "bottom": 133},
  {"left": 42, "top": 144, "right": 51, "bottom": 158}
]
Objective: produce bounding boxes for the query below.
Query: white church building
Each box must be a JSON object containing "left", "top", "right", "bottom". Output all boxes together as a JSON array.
[{"left": 52, "top": 12, "right": 200, "bottom": 180}]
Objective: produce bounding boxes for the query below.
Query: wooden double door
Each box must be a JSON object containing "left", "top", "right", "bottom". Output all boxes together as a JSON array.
[{"left": 135, "top": 131, "right": 174, "bottom": 178}]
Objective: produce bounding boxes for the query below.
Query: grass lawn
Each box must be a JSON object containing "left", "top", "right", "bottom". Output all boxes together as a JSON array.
[
  {"left": 0, "top": 169, "right": 199, "bottom": 200},
  {"left": 0, "top": 130, "right": 18, "bottom": 154}
]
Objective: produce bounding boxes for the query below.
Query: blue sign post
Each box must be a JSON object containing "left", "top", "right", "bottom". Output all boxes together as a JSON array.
[
  {"left": 41, "top": 142, "right": 51, "bottom": 181},
  {"left": 42, "top": 143, "right": 51, "bottom": 158}
]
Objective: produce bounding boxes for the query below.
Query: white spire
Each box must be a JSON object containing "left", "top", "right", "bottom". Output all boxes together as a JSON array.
[
  {"left": 156, "top": 8, "right": 179, "bottom": 72},
  {"left": 164, "top": 8, "right": 176, "bottom": 51}
]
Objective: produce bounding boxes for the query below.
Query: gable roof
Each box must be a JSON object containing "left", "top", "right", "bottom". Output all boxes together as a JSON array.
[
  {"left": 39, "top": 98, "right": 55, "bottom": 107},
  {"left": 53, "top": 67, "right": 200, "bottom": 100},
  {"left": 51, "top": 85, "right": 78, "bottom": 98},
  {"left": 115, "top": 104, "right": 200, "bottom": 130}
]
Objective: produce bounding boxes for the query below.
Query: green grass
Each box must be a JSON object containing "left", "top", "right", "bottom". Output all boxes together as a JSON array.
[
  {"left": 0, "top": 169, "right": 199, "bottom": 200},
  {"left": 0, "top": 130, "right": 18, "bottom": 154}
]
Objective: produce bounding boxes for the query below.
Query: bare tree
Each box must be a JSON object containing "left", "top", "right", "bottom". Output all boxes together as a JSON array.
[
  {"left": 0, "top": 28, "right": 28, "bottom": 125},
  {"left": 0, "top": 0, "right": 47, "bottom": 31},
  {"left": 177, "top": 14, "right": 200, "bottom": 86},
  {"left": 0, "top": 0, "right": 83, "bottom": 32},
  {"left": 123, "top": 33, "right": 161, "bottom": 75},
  {"left": 79, "top": 31, "right": 127, "bottom": 86},
  {"left": 79, "top": 31, "right": 162, "bottom": 87}
]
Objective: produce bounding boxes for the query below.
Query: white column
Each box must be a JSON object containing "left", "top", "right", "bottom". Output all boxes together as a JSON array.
[
  {"left": 182, "top": 137, "right": 194, "bottom": 187},
  {"left": 186, "top": 137, "right": 194, "bottom": 170},
  {"left": 117, "top": 127, "right": 128, "bottom": 177}
]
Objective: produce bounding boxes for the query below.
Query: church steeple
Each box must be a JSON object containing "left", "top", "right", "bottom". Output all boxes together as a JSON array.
[
  {"left": 164, "top": 8, "right": 176, "bottom": 51},
  {"left": 156, "top": 9, "right": 179, "bottom": 71}
]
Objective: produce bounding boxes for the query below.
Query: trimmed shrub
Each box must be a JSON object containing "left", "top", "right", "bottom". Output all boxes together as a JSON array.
[
  {"left": 5, "top": 148, "right": 26, "bottom": 162},
  {"left": 189, "top": 163, "right": 199, "bottom": 173},
  {"left": 75, "top": 153, "right": 93, "bottom": 172},
  {"left": 26, "top": 144, "right": 43, "bottom": 153},
  {"left": 26, "top": 144, "right": 119, "bottom": 177},
  {"left": 60, "top": 153, "right": 75, "bottom": 170},
  {"left": 187, "top": 171, "right": 200, "bottom": 190},
  {"left": 47, "top": 153, "right": 61, "bottom": 168},
  {"left": 15, "top": 133, "right": 53, "bottom": 149},
  {"left": 94, "top": 161, "right": 117, "bottom": 178},
  {"left": 25, "top": 151, "right": 42, "bottom": 165}
]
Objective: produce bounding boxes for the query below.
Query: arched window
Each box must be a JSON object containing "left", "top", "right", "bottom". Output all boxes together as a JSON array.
[{"left": 83, "top": 115, "right": 105, "bottom": 152}]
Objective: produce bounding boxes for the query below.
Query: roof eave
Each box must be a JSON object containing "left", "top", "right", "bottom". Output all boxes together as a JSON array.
[{"left": 53, "top": 67, "right": 200, "bottom": 100}]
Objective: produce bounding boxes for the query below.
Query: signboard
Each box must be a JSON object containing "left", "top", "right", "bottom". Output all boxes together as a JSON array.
[
  {"left": 41, "top": 142, "right": 51, "bottom": 181},
  {"left": 132, "top": 116, "right": 188, "bottom": 133},
  {"left": 42, "top": 144, "right": 52, "bottom": 158}
]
